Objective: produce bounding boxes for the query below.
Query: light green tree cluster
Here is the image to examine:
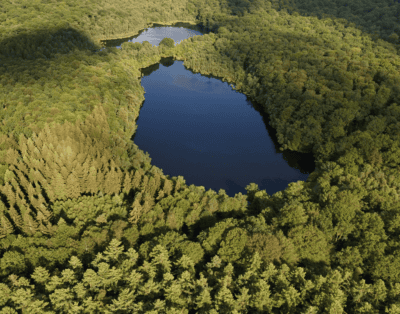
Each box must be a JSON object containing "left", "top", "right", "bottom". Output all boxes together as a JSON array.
[{"left": 1, "top": 238, "right": 398, "bottom": 313}]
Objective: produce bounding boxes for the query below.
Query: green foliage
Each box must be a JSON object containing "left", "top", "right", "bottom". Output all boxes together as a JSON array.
[
  {"left": 159, "top": 37, "right": 175, "bottom": 49},
  {"left": 244, "top": 232, "right": 283, "bottom": 266},
  {"left": 0, "top": 250, "right": 28, "bottom": 278},
  {"left": 121, "top": 41, "right": 143, "bottom": 51},
  {"left": 1, "top": 0, "right": 400, "bottom": 312},
  {"left": 2, "top": 237, "right": 398, "bottom": 313},
  {"left": 217, "top": 227, "right": 248, "bottom": 263}
]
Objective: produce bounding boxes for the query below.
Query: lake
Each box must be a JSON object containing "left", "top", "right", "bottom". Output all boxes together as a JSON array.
[{"left": 100, "top": 22, "right": 315, "bottom": 199}]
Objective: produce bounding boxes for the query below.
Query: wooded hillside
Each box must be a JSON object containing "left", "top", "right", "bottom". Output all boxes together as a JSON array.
[{"left": 0, "top": 0, "right": 400, "bottom": 312}]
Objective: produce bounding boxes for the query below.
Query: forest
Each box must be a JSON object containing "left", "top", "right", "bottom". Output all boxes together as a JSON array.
[{"left": 0, "top": 0, "right": 400, "bottom": 312}]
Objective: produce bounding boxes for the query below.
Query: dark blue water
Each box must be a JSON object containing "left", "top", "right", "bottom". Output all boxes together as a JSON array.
[{"left": 101, "top": 22, "right": 315, "bottom": 198}]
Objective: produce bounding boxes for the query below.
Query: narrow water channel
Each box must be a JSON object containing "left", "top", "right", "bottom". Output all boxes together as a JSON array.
[{"left": 100, "top": 22, "right": 315, "bottom": 198}]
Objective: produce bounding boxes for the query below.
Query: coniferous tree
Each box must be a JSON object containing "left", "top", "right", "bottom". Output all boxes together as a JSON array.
[
  {"left": 141, "top": 191, "right": 155, "bottom": 216},
  {"left": 66, "top": 170, "right": 81, "bottom": 199},
  {"left": 1, "top": 180, "right": 17, "bottom": 209},
  {"left": 128, "top": 191, "right": 144, "bottom": 225},
  {"left": 103, "top": 160, "right": 123, "bottom": 196},
  {"left": 35, "top": 192, "right": 50, "bottom": 222},
  {"left": 131, "top": 169, "right": 143, "bottom": 190},
  {"left": 87, "top": 164, "right": 99, "bottom": 196},
  {"left": 80, "top": 161, "right": 90, "bottom": 192},
  {"left": 175, "top": 176, "right": 187, "bottom": 194},
  {"left": 113, "top": 161, "right": 124, "bottom": 194},
  {"left": 21, "top": 209, "right": 39, "bottom": 236},
  {"left": 163, "top": 179, "right": 173, "bottom": 196},
  {"left": 27, "top": 181, "right": 39, "bottom": 211},
  {"left": 51, "top": 171, "right": 67, "bottom": 202},
  {"left": 10, "top": 178, "right": 29, "bottom": 216},
  {"left": 34, "top": 169, "right": 52, "bottom": 203},
  {"left": 147, "top": 176, "right": 157, "bottom": 198},
  {"left": 0, "top": 200, "right": 14, "bottom": 239},
  {"left": 139, "top": 175, "right": 149, "bottom": 192},
  {"left": 37, "top": 217, "right": 54, "bottom": 237},
  {"left": 12, "top": 166, "right": 30, "bottom": 196},
  {"left": 7, "top": 205, "right": 24, "bottom": 232},
  {"left": 156, "top": 190, "right": 165, "bottom": 201},
  {"left": 96, "top": 168, "right": 107, "bottom": 196},
  {"left": 122, "top": 170, "right": 133, "bottom": 194}
]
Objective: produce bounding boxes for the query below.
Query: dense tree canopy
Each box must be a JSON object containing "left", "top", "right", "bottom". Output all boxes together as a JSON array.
[{"left": 1, "top": 0, "right": 400, "bottom": 312}]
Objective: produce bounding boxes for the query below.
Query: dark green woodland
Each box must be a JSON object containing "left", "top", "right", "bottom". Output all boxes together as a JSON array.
[{"left": 0, "top": 0, "right": 400, "bottom": 312}]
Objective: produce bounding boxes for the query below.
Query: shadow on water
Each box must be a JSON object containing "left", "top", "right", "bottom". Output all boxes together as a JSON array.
[
  {"left": 98, "top": 23, "right": 316, "bottom": 200},
  {"left": 132, "top": 56, "right": 315, "bottom": 199},
  {"left": 139, "top": 56, "right": 315, "bottom": 175}
]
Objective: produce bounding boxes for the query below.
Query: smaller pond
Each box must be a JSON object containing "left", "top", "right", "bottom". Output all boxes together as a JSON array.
[
  {"left": 99, "top": 22, "right": 315, "bottom": 199},
  {"left": 97, "top": 22, "right": 210, "bottom": 51}
]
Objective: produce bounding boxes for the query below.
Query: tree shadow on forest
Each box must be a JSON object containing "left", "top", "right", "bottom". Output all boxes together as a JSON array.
[
  {"left": 223, "top": 0, "right": 400, "bottom": 50},
  {"left": 0, "top": 26, "right": 103, "bottom": 63}
]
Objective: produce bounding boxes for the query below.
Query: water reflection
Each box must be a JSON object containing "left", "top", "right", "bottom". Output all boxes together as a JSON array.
[
  {"left": 132, "top": 57, "right": 315, "bottom": 198},
  {"left": 98, "top": 23, "right": 315, "bottom": 199},
  {"left": 96, "top": 22, "right": 209, "bottom": 52}
]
